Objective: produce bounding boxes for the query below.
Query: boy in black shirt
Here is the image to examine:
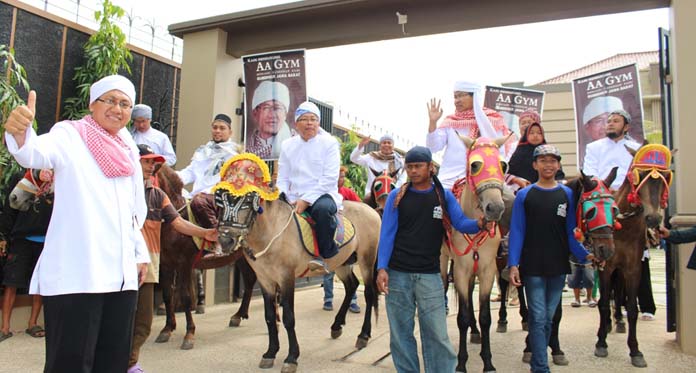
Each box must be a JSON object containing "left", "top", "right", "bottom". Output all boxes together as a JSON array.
[{"left": 508, "top": 145, "right": 594, "bottom": 373}]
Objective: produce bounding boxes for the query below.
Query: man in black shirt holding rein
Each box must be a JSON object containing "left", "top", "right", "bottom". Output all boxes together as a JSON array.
[{"left": 376, "top": 146, "right": 490, "bottom": 373}]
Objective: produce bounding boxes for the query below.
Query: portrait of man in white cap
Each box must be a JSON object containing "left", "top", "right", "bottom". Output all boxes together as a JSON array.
[
  {"left": 245, "top": 80, "right": 295, "bottom": 159},
  {"left": 582, "top": 95, "right": 624, "bottom": 142}
]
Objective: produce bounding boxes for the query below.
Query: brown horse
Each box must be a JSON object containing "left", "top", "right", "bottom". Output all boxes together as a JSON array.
[
  {"left": 443, "top": 135, "right": 513, "bottom": 373},
  {"left": 214, "top": 163, "right": 381, "bottom": 373},
  {"left": 362, "top": 168, "right": 400, "bottom": 214},
  {"left": 594, "top": 143, "right": 673, "bottom": 367},
  {"left": 155, "top": 164, "right": 258, "bottom": 350}
]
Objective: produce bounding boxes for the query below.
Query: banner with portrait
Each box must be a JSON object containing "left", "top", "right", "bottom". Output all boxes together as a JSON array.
[
  {"left": 572, "top": 64, "right": 645, "bottom": 168},
  {"left": 484, "top": 86, "right": 545, "bottom": 138},
  {"left": 242, "top": 49, "right": 307, "bottom": 160}
]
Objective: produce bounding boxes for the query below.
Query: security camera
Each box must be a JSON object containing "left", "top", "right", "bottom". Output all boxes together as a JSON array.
[{"left": 396, "top": 12, "right": 407, "bottom": 25}]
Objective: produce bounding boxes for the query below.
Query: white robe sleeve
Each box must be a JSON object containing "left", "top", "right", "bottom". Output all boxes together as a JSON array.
[
  {"left": 426, "top": 128, "right": 447, "bottom": 153},
  {"left": 5, "top": 126, "right": 65, "bottom": 170}
]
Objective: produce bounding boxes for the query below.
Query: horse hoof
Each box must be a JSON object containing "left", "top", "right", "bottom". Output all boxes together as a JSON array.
[
  {"left": 355, "top": 336, "right": 368, "bottom": 349},
  {"left": 470, "top": 333, "right": 481, "bottom": 344},
  {"left": 180, "top": 339, "right": 194, "bottom": 350},
  {"left": 259, "top": 358, "right": 275, "bottom": 369},
  {"left": 281, "top": 362, "right": 298, "bottom": 373},
  {"left": 155, "top": 332, "right": 171, "bottom": 343},
  {"left": 594, "top": 347, "right": 608, "bottom": 358},
  {"left": 496, "top": 324, "right": 507, "bottom": 333},
  {"left": 331, "top": 328, "right": 342, "bottom": 339},
  {"left": 156, "top": 306, "right": 166, "bottom": 316},
  {"left": 229, "top": 316, "right": 242, "bottom": 327},
  {"left": 552, "top": 353, "right": 569, "bottom": 366},
  {"left": 616, "top": 323, "right": 626, "bottom": 334},
  {"left": 521, "top": 321, "right": 528, "bottom": 331},
  {"left": 631, "top": 355, "right": 648, "bottom": 368},
  {"left": 195, "top": 305, "right": 205, "bottom": 314},
  {"left": 522, "top": 352, "right": 532, "bottom": 363}
]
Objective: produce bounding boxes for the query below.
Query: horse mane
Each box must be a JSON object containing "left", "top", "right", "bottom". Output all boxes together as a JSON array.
[{"left": 157, "top": 164, "right": 186, "bottom": 209}]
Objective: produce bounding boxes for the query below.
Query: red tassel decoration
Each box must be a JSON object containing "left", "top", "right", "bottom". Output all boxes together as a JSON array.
[
  {"left": 574, "top": 227, "right": 584, "bottom": 242},
  {"left": 613, "top": 221, "right": 622, "bottom": 230}
]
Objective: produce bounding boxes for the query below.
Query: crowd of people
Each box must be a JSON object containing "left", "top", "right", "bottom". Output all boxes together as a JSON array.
[{"left": 0, "top": 74, "right": 691, "bottom": 373}]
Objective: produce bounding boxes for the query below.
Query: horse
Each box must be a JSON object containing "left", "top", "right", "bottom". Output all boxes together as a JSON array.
[
  {"left": 155, "top": 164, "right": 259, "bottom": 350},
  {"left": 443, "top": 135, "right": 514, "bottom": 373},
  {"left": 594, "top": 143, "right": 673, "bottom": 368},
  {"left": 362, "top": 168, "right": 400, "bottom": 214},
  {"left": 213, "top": 154, "right": 381, "bottom": 373}
]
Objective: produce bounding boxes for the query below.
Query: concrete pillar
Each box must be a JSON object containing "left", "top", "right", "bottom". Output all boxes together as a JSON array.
[
  {"left": 669, "top": 0, "right": 696, "bottom": 356},
  {"left": 176, "top": 28, "right": 243, "bottom": 305}
]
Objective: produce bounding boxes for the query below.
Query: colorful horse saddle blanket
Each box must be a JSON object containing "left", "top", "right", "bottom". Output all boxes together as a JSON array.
[{"left": 293, "top": 212, "right": 355, "bottom": 257}]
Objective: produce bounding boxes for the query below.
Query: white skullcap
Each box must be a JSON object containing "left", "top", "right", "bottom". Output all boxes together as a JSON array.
[
  {"left": 89, "top": 75, "right": 136, "bottom": 105},
  {"left": 252, "top": 80, "right": 290, "bottom": 110},
  {"left": 453, "top": 80, "right": 497, "bottom": 139},
  {"left": 582, "top": 96, "right": 624, "bottom": 124},
  {"left": 379, "top": 134, "right": 393, "bottom": 143},
  {"left": 294, "top": 101, "right": 321, "bottom": 123},
  {"left": 132, "top": 104, "right": 152, "bottom": 119}
]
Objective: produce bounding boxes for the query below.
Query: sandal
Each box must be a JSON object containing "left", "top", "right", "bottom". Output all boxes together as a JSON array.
[
  {"left": 25, "top": 325, "right": 45, "bottom": 338},
  {"left": 570, "top": 300, "right": 581, "bottom": 308},
  {"left": 0, "top": 331, "right": 13, "bottom": 343},
  {"left": 641, "top": 313, "right": 655, "bottom": 321},
  {"left": 588, "top": 300, "right": 598, "bottom": 308}
]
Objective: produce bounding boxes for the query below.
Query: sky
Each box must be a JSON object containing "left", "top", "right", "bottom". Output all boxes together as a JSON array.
[{"left": 29, "top": 0, "right": 670, "bottom": 150}]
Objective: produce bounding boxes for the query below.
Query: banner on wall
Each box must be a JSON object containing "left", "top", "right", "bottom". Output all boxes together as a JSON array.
[
  {"left": 242, "top": 49, "right": 306, "bottom": 160},
  {"left": 484, "top": 86, "right": 545, "bottom": 138},
  {"left": 572, "top": 64, "right": 645, "bottom": 168}
]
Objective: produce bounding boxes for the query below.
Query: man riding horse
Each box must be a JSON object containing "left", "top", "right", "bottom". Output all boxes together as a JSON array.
[
  {"left": 276, "top": 101, "right": 341, "bottom": 272},
  {"left": 350, "top": 134, "right": 406, "bottom": 198}
]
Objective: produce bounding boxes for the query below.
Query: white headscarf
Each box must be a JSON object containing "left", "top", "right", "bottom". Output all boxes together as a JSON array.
[
  {"left": 453, "top": 81, "right": 497, "bottom": 139},
  {"left": 89, "top": 75, "right": 136, "bottom": 105}
]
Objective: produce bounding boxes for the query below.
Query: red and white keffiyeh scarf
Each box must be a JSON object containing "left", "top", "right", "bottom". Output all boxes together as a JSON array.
[
  {"left": 439, "top": 108, "right": 514, "bottom": 155},
  {"left": 72, "top": 116, "right": 134, "bottom": 178}
]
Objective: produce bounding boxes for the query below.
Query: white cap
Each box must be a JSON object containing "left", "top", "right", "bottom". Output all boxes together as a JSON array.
[
  {"left": 582, "top": 96, "right": 624, "bottom": 124},
  {"left": 89, "top": 75, "right": 136, "bottom": 105},
  {"left": 252, "top": 81, "right": 290, "bottom": 110},
  {"left": 294, "top": 101, "right": 321, "bottom": 123}
]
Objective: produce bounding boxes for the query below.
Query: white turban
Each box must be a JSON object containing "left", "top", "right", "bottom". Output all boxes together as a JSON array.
[
  {"left": 453, "top": 80, "right": 497, "bottom": 139},
  {"left": 132, "top": 104, "right": 152, "bottom": 119},
  {"left": 582, "top": 96, "right": 624, "bottom": 124},
  {"left": 252, "top": 81, "right": 290, "bottom": 110},
  {"left": 294, "top": 101, "right": 320, "bottom": 123},
  {"left": 89, "top": 75, "right": 136, "bottom": 105}
]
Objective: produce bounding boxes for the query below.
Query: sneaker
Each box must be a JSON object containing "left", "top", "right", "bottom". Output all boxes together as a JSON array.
[
  {"left": 571, "top": 300, "right": 581, "bottom": 308},
  {"left": 308, "top": 259, "right": 329, "bottom": 273},
  {"left": 552, "top": 353, "right": 569, "bottom": 366},
  {"left": 349, "top": 303, "right": 361, "bottom": 313},
  {"left": 127, "top": 363, "right": 145, "bottom": 373},
  {"left": 323, "top": 301, "right": 333, "bottom": 311},
  {"left": 641, "top": 312, "right": 655, "bottom": 321}
]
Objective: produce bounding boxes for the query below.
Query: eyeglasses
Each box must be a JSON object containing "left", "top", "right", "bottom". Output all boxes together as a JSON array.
[
  {"left": 296, "top": 117, "right": 320, "bottom": 124},
  {"left": 96, "top": 98, "right": 132, "bottom": 110},
  {"left": 258, "top": 103, "right": 286, "bottom": 114}
]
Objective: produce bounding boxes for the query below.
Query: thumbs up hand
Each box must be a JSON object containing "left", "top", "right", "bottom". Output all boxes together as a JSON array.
[
  {"left": 3, "top": 90, "right": 35, "bottom": 147},
  {"left": 4, "top": 90, "right": 36, "bottom": 135}
]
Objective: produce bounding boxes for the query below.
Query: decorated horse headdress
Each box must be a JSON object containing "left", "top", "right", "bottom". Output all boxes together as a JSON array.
[
  {"left": 626, "top": 144, "right": 672, "bottom": 208},
  {"left": 462, "top": 136, "right": 510, "bottom": 196},
  {"left": 212, "top": 153, "right": 279, "bottom": 233},
  {"left": 576, "top": 177, "right": 621, "bottom": 236}
]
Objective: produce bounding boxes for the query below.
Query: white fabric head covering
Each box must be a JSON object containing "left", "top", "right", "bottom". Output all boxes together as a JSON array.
[
  {"left": 252, "top": 81, "right": 290, "bottom": 110},
  {"left": 294, "top": 101, "right": 321, "bottom": 122},
  {"left": 379, "top": 134, "right": 393, "bottom": 143},
  {"left": 89, "top": 75, "right": 136, "bottom": 105},
  {"left": 131, "top": 104, "right": 152, "bottom": 119},
  {"left": 453, "top": 80, "right": 497, "bottom": 139},
  {"left": 582, "top": 96, "right": 624, "bottom": 124}
]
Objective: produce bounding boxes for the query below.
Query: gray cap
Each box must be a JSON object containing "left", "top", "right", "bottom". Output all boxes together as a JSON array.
[
  {"left": 132, "top": 104, "right": 152, "bottom": 120},
  {"left": 609, "top": 109, "right": 631, "bottom": 124}
]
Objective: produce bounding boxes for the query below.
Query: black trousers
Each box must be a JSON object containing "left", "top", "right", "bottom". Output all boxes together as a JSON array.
[
  {"left": 638, "top": 258, "right": 656, "bottom": 314},
  {"left": 43, "top": 291, "right": 138, "bottom": 373}
]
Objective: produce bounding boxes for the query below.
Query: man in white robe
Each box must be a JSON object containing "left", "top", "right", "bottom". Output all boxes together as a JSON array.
[
  {"left": 3, "top": 75, "right": 149, "bottom": 372},
  {"left": 350, "top": 134, "right": 406, "bottom": 197},
  {"left": 129, "top": 103, "right": 177, "bottom": 166}
]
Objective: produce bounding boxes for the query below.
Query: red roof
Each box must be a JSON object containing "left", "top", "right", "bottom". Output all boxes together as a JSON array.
[{"left": 536, "top": 51, "right": 658, "bottom": 85}]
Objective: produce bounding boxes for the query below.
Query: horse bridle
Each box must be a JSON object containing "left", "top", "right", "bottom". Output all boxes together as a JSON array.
[{"left": 214, "top": 190, "right": 261, "bottom": 236}]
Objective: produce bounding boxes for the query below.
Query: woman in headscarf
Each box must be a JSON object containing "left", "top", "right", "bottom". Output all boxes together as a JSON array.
[{"left": 507, "top": 122, "right": 565, "bottom": 189}]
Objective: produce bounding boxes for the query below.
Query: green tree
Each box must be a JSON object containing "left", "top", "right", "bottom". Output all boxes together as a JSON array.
[
  {"left": 336, "top": 128, "right": 367, "bottom": 198},
  {"left": 0, "top": 45, "right": 33, "bottom": 199},
  {"left": 63, "top": 0, "right": 132, "bottom": 119}
]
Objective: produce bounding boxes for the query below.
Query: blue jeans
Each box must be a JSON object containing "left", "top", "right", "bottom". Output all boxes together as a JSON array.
[
  {"left": 323, "top": 272, "right": 358, "bottom": 304},
  {"left": 306, "top": 194, "right": 338, "bottom": 258},
  {"left": 386, "top": 269, "right": 456, "bottom": 373},
  {"left": 524, "top": 275, "right": 566, "bottom": 373}
]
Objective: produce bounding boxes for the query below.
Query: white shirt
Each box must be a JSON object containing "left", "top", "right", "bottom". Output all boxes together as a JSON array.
[
  {"left": 350, "top": 145, "right": 406, "bottom": 195},
  {"left": 426, "top": 127, "right": 469, "bottom": 189},
  {"left": 177, "top": 140, "right": 240, "bottom": 195},
  {"left": 5, "top": 122, "right": 149, "bottom": 296},
  {"left": 130, "top": 127, "right": 177, "bottom": 166},
  {"left": 277, "top": 129, "right": 342, "bottom": 208},
  {"left": 583, "top": 137, "right": 641, "bottom": 189}
]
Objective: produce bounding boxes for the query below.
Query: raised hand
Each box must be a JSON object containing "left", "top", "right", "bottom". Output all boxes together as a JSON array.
[
  {"left": 3, "top": 90, "right": 36, "bottom": 147},
  {"left": 359, "top": 136, "right": 371, "bottom": 147},
  {"left": 427, "top": 97, "right": 443, "bottom": 123}
]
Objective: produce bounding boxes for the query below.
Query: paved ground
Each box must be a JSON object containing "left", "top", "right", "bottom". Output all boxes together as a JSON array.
[{"left": 2, "top": 249, "right": 694, "bottom": 372}]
